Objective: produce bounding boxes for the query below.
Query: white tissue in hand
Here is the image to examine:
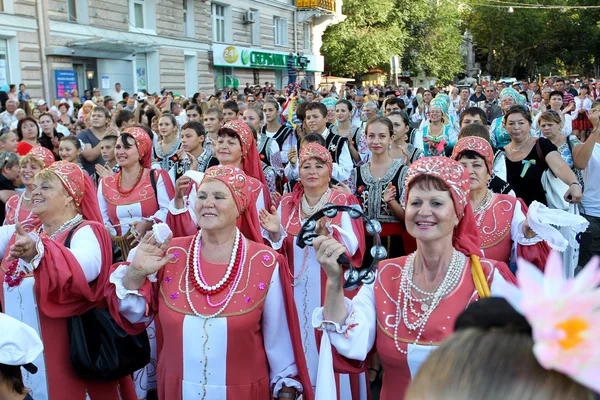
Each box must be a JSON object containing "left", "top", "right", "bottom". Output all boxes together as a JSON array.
[{"left": 152, "top": 223, "right": 172, "bottom": 244}]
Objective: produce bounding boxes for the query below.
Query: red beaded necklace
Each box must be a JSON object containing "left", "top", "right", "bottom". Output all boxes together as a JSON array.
[
  {"left": 4, "top": 260, "right": 26, "bottom": 287},
  {"left": 116, "top": 167, "right": 144, "bottom": 197}
]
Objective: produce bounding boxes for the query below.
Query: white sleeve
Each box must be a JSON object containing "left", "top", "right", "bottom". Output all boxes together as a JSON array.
[
  {"left": 413, "top": 129, "right": 424, "bottom": 152},
  {"left": 331, "top": 212, "right": 359, "bottom": 256},
  {"left": 167, "top": 184, "right": 198, "bottom": 225},
  {"left": 510, "top": 200, "right": 542, "bottom": 262},
  {"left": 492, "top": 152, "right": 507, "bottom": 181},
  {"left": 150, "top": 172, "right": 173, "bottom": 223},
  {"left": 0, "top": 224, "right": 16, "bottom": 256},
  {"left": 97, "top": 181, "right": 117, "bottom": 236},
  {"left": 584, "top": 98, "right": 592, "bottom": 112},
  {"left": 109, "top": 264, "right": 153, "bottom": 324},
  {"left": 255, "top": 187, "right": 266, "bottom": 214},
  {"left": 332, "top": 142, "right": 353, "bottom": 182},
  {"left": 284, "top": 163, "right": 299, "bottom": 181},
  {"left": 263, "top": 264, "right": 303, "bottom": 395},
  {"left": 411, "top": 110, "right": 423, "bottom": 123},
  {"left": 28, "top": 225, "right": 103, "bottom": 283},
  {"left": 280, "top": 132, "right": 294, "bottom": 164},
  {"left": 562, "top": 114, "right": 573, "bottom": 135}
]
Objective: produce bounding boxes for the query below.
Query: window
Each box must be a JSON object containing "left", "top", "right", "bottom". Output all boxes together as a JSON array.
[
  {"left": 67, "top": 0, "right": 77, "bottom": 21},
  {"left": 273, "top": 17, "right": 288, "bottom": 46},
  {"left": 183, "top": 0, "right": 195, "bottom": 38},
  {"left": 250, "top": 10, "right": 260, "bottom": 46},
  {"left": 133, "top": 0, "right": 144, "bottom": 28},
  {"left": 0, "top": 40, "right": 10, "bottom": 92},
  {"left": 184, "top": 54, "right": 198, "bottom": 97},
  {"left": 303, "top": 23, "right": 311, "bottom": 51},
  {"left": 129, "top": 0, "right": 156, "bottom": 33},
  {"left": 212, "top": 4, "right": 226, "bottom": 43}
]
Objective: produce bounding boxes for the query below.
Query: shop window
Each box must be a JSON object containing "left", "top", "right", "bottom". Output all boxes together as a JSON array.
[
  {"left": 183, "top": 0, "right": 195, "bottom": 38},
  {"left": 273, "top": 17, "right": 288, "bottom": 46}
]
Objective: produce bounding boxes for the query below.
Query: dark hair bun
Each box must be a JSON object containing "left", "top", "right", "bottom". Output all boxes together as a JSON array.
[{"left": 454, "top": 297, "right": 531, "bottom": 336}]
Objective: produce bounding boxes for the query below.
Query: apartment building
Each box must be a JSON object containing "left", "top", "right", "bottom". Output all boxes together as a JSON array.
[{"left": 0, "top": 0, "right": 340, "bottom": 102}]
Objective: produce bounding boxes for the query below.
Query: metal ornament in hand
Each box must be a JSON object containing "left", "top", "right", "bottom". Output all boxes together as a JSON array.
[{"left": 296, "top": 203, "right": 386, "bottom": 291}]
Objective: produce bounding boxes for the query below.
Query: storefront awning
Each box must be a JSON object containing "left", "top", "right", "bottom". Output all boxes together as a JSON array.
[{"left": 66, "top": 37, "right": 160, "bottom": 53}]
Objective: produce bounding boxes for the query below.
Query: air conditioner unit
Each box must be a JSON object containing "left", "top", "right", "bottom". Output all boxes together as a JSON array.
[{"left": 243, "top": 11, "right": 256, "bottom": 24}]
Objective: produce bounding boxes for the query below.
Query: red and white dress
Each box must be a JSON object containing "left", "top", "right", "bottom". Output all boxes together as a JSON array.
[
  {"left": 4, "top": 194, "right": 41, "bottom": 232},
  {"left": 475, "top": 193, "right": 549, "bottom": 270},
  {"left": 107, "top": 234, "right": 312, "bottom": 400},
  {"left": 266, "top": 189, "right": 367, "bottom": 399},
  {"left": 0, "top": 221, "right": 137, "bottom": 400},
  {"left": 98, "top": 169, "right": 174, "bottom": 237},
  {"left": 312, "top": 254, "right": 513, "bottom": 400}
]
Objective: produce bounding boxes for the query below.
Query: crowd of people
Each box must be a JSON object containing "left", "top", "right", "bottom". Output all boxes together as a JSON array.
[{"left": 0, "top": 75, "right": 598, "bottom": 400}]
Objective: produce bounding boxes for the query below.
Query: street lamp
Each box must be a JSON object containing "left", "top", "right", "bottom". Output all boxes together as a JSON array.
[{"left": 86, "top": 70, "right": 95, "bottom": 93}]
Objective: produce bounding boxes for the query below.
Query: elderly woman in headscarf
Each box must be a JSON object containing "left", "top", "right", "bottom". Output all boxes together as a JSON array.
[
  {"left": 0, "top": 161, "right": 137, "bottom": 399},
  {"left": 451, "top": 137, "right": 550, "bottom": 271},
  {"left": 97, "top": 127, "right": 174, "bottom": 260},
  {"left": 311, "top": 156, "right": 515, "bottom": 400},
  {"left": 167, "top": 120, "right": 271, "bottom": 242},
  {"left": 4, "top": 146, "right": 55, "bottom": 231},
  {"left": 489, "top": 88, "right": 533, "bottom": 151},
  {"left": 259, "top": 143, "right": 366, "bottom": 398},
  {"left": 107, "top": 165, "right": 313, "bottom": 400},
  {"left": 414, "top": 95, "right": 458, "bottom": 156}
]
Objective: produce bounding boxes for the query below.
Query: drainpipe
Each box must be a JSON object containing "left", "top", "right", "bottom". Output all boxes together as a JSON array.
[
  {"left": 293, "top": 10, "right": 298, "bottom": 54},
  {"left": 36, "top": 0, "right": 51, "bottom": 102}
]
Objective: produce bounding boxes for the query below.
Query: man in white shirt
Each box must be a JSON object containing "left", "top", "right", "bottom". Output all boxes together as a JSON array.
[
  {"left": 111, "top": 83, "right": 124, "bottom": 103},
  {"left": 0, "top": 99, "right": 17, "bottom": 129}
]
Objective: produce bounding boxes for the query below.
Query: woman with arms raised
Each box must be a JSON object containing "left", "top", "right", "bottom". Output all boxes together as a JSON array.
[
  {"left": 311, "top": 157, "right": 515, "bottom": 400},
  {"left": 107, "top": 165, "right": 312, "bottom": 400}
]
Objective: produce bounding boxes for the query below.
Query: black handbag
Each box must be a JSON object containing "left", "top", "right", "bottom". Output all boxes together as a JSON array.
[{"left": 64, "top": 224, "right": 151, "bottom": 381}]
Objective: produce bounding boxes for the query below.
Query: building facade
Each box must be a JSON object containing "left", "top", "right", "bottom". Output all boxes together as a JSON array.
[{"left": 0, "top": 0, "right": 340, "bottom": 102}]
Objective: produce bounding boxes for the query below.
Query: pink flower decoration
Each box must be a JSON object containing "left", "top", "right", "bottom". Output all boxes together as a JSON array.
[
  {"left": 245, "top": 296, "right": 251, "bottom": 303},
  {"left": 263, "top": 254, "right": 271, "bottom": 262},
  {"left": 170, "top": 292, "right": 179, "bottom": 300},
  {"left": 496, "top": 251, "right": 600, "bottom": 393},
  {"left": 258, "top": 282, "right": 266, "bottom": 290},
  {"left": 165, "top": 276, "right": 172, "bottom": 283},
  {"left": 173, "top": 251, "right": 180, "bottom": 259}
]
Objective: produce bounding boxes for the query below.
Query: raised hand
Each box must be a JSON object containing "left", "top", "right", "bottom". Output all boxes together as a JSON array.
[
  {"left": 95, "top": 163, "right": 113, "bottom": 178},
  {"left": 288, "top": 147, "right": 298, "bottom": 165},
  {"left": 7, "top": 223, "right": 37, "bottom": 263},
  {"left": 383, "top": 182, "right": 397, "bottom": 204},
  {"left": 313, "top": 235, "right": 346, "bottom": 281},
  {"left": 259, "top": 206, "right": 281, "bottom": 242},
  {"left": 125, "top": 231, "right": 174, "bottom": 289}
]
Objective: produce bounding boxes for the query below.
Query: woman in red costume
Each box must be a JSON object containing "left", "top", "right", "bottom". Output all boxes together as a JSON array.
[
  {"left": 97, "top": 127, "right": 174, "bottom": 259},
  {"left": 451, "top": 136, "right": 550, "bottom": 271},
  {"left": 4, "top": 146, "right": 55, "bottom": 231},
  {"left": 260, "top": 142, "right": 367, "bottom": 399},
  {"left": 168, "top": 120, "right": 270, "bottom": 242},
  {"left": 107, "top": 165, "right": 312, "bottom": 400},
  {"left": 311, "top": 156, "right": 516, "bottom": 400},
  {"left": 0, "top": 161, "right": 137, "bottom": 400}
]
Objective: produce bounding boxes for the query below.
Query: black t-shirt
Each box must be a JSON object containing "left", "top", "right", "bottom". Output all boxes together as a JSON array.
[
  {"left": 470, "top": 93, "right": 486, "bottom": 102},
  {"left": 38, "top": 130, "right": 63, "bottom": 159},
  {"left": 505, "top": 138, "right": 557, "bottom": 206},
  {"left": 0, "top": 173, "right": 16, "bottom": 223}
]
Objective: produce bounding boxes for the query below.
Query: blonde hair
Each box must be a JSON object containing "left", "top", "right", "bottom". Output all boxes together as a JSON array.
[
  {"left": 19, "top": 153, "right": 45, "bottom": 169},
  {"left": 406, "top": 328, "right": 593, "bottom": 400}
]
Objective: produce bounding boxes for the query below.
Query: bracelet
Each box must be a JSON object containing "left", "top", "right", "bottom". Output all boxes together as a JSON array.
[
  {"left": 570, "top": 182, "right": 581, "bottom": 187},
  {"left": 277, "top": 392, "right": 297, "bottom": 399}
]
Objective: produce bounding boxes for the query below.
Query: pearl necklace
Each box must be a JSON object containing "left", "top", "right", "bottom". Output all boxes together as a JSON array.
[
  {"left": 39, "top": 214, "right": 84, "bottom": 240},
  {"left": 393, "top": 249, "right": 465, "bottom": 354},
  {"left": 185, "top": 231, "right": 248, "bottom": 319},
  {"left": 301, "top": 188, "right": 331, "bottom": 217},
  {"left": 473, "top": 190, "right": 495, "bottom": 227},
  {"left": 14, "top": 193, "right": 34, "bottom": 225},
  {"left": 190, "top": 229, "right": 241, "bottom": 294}
]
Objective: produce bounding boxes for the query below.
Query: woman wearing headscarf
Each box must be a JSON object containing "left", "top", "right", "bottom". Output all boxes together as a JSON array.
[
  {"left": 260, "top": 143, "right": 366, "bottom": 398},
  {"left": 311, "top": 156, "right": 515, "bottom": 400},
  {"left": 451, "top": 137, "right": 550, "bottom": 271},
  {"left": 489, "top": 88, "right": 533, "bottom": 151},
  {"left": 97, "top": 127, "right": 174, "bottom": 260},
  {"left": 167, "top": 120, "right": 270, "bottom": 242},
  {"left": 0, "top": 161, "right": 137, "bottom": 399},
  {"left": 414, "top": 95, "right": 458, "bottom": 157},
  {"left": 4, "top": 147, "right": 54, "bottom": 231},
  {"left": 107, "top": 165, "right": 313, "bottom": 400}
]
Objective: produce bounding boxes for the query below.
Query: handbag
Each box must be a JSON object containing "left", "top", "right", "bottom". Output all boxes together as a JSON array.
[
  {"left": 64, "top": 224, "right": 151, "bottom": 381},
  {"left": 536, "top": 139, "right": 570, "bottom": 211}
]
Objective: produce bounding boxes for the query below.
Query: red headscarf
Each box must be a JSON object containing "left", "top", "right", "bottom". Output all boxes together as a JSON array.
[
  {"left": 122, "top": 127, "right": 152, "bottom": 169},
  {"left": 28, "top": 146, "right": 55, "bottom": 168},
  {"left": 44, "top": 161, "right": 104, "bottom": 224},
  {"left": 221, "top": 121, "right": 268, "bottom": 187},
  {"left": 451, "top": 137, "right": 494, "bottom": 173},
  {"left": 299, "top": 142, "right": 333, "bottom": 178},
  {"left": 404, "top": 156, "right": 481, "bottom": 257}
]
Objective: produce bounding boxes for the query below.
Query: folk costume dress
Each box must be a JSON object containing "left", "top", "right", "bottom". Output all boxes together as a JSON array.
[
  {"left": 97, "top": 128, "right": 175, "bottom": 260},
  {"left": 266, "top": 144, "right": 368, "bottom": 399},
  {"left": 452, "top": 137, "right": 550, "bottom": 271},
  {"left": 257, "top": 131, "right": 285, "bottom": 195},
  {"left": 0, "top": 162, "right": 137, "bottom": 400},
  {"left": 414, "top": 95, "right": 458, "bottom": 157},
  {"left": 351, "top": 159, "right": 416, "bottom": 263},
  {"left": 152, "top": 132, "right": 187, "bottom": 187},
  {"left": 311, "top": 157, "right": 516, "bottom": 400},
  {"left": 107, "top": 166, "right": 313, "bottom": 400}
]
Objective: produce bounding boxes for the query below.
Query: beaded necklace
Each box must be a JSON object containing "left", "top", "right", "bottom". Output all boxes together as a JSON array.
[{"left": 116, "top": 167, "right": 144, "bottom": 197}]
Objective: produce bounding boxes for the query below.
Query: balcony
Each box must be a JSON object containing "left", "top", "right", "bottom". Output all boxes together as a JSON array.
[{"left": 296, "top": 0, "right": 335, "bottom": 13}]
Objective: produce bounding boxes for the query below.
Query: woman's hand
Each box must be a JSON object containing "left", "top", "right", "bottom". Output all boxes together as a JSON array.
[
  {"left": 95, "top": 163, "right": 113, "bottom": 178},
  {"left": 6, "top": 223, "right": 37, "bottom": 263},
  {"left": 288, "top": 147, "right": 298, "bottom": 165},
  {"left": 174, "top": 175, "right": 191, "bottom": 209},
  {"left": 259, "top": 206, "right": 281, "bottom": 242},
  {"left": 564, "top": 183, "right": 583, "bottom": 204},
  {"left": 314, "top": 235, "right": 346, "bottom": 281},
  {"left": 271, "top": 191, "right": 282, "bottom": 205},
  {"left": 130, "top": 220, "right": 154, "bottom": 245},
  {"left": 522, "top": 218, "right": 537, "bottom": 239},
  {"left": 383, "top": 182, "right": 397, "bottom": 204},
  {"left": 334, "top": 181, "right": 352, "bottom": 194},
  {"left": 125, "top": 231, "right": 174, "bottom": 290},
  {"left": 186, "top": 152, "right": 198, "bottom": 171}
]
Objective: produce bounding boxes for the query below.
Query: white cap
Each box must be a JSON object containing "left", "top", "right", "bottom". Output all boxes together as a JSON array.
[
  {"left": 37, "top": 99, "right": 46, "bottom": 106},
  {"left": 137, "top": 92, "right": 146, "bottom": 100},
  {"left": 0, "top": 313, "right": 43, "bottom": 373}
]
